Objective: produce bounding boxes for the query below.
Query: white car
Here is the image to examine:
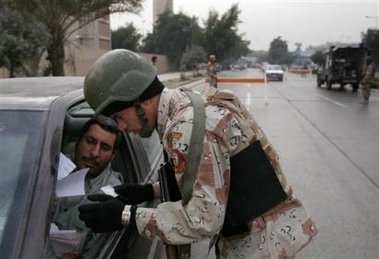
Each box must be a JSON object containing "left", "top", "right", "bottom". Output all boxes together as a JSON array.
[{"left": 265, "top": 64, "right": 284, "bottom": 81}]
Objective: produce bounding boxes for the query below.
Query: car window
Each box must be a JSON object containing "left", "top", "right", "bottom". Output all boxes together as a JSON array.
[
  {"left": 267, "top": 65, "right": 282, "bottom": 70},
  {"left": 138, "top": 130, "right": 164, "bottom": 183},
  {"left": 0, "top": 110, "right": 44, "bottom": 244},
  {"left": 48, "top": 100, "right": 163, "bottom": 258},
  {"left": 61, "top": 101, "right": 147, "bottom": 184}
]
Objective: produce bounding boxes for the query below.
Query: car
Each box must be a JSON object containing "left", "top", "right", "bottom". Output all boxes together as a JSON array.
[
  {"left": 230, "top": 64, "right": 240, "bottom": 70},
  {"left": 0, "top": 77, "right": 165, "bottom": 259},
  {"left": 265, "top": 64, "right": 284, "bottom": 81}
]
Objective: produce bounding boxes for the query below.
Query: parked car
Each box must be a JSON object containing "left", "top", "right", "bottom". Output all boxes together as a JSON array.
[
  {"left": 265, "top": 64, "right": 284, "bottom": 81},
  {"left": 0, "top": 77, "right": 164, "bottom": 259}
]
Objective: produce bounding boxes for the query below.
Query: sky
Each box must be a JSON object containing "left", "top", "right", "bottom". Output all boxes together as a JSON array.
[{"left": 110, "top": 0, "right": 379, "bottom": 51}]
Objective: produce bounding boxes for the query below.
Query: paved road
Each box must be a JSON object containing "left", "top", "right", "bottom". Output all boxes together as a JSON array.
[{"left": 186, "top": 68, "right": 378, "bottom": 258}]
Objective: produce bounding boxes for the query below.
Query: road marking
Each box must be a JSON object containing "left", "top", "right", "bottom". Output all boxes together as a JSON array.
[
  {"left": 246, "top": 92, "right": 251, "bottom": 106},
  {"left": 315, "top": 93, "right": 347, "bottom": 108}
]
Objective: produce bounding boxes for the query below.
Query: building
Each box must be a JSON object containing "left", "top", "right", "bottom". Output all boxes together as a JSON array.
[
  {"left": 63, "top": 15, "right": 111, "bottom": 76},
  {"left": 1, "top": 15, "right": 111, "bottom": 78},
  {"left": 153, "top": 0, "right": 173, "bottom": 24},
  {"left": 71, "top": 15, "right": 111, "bottom": 50}
]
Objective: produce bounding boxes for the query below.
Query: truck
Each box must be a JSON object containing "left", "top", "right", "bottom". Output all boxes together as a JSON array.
[{"left": 316, "top": 45, "right": 369, "bottom": 92}]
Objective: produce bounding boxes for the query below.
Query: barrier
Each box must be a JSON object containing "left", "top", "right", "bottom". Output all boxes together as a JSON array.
[
  {"left": 205, "top": 76, "right": 269, "bottom": 105},
  {"left": 288, "top": 69, "right": 311, "bottom": 75},
  {"left": 205, "top": 77, "right": 268, "bottom": 83}
]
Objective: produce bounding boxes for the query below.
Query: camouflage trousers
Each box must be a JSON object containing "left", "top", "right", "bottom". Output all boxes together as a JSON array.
[
  {"left": 209, "top": 76, "right": 218, "bottom": 88},
  {"left": 361, "top": 83, "right": 371, "bottom": 101},
  {"left": 217, "top": 195, "right": 317, "bottom": 259}
]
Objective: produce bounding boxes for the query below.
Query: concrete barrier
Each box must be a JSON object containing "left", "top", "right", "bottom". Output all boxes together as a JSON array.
[{"left": 205, "top": 77, "right": 267, "bottom": 83}]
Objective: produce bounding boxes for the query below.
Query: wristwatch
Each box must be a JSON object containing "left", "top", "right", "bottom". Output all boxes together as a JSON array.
[{"left": 121, "top": 205, "right": 132, "bottom": 226}]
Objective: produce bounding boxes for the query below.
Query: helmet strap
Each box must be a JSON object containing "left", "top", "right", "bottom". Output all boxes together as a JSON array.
[{"left": 133, "top": 100, "right": 153, "bottom": 138}]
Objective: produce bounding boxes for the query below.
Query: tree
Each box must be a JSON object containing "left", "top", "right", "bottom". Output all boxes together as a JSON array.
[
  {"left": 203, "top": 4, "right": 250, "bottom": 62},
  {"left": 141, "top": 4, "right": 249, "bottom": 69},
  {"left": 268, "top": 36, "right": 290, "bottom": 64},
  {"left": 311, "top": 50, "right": 326, "bottom": 67},
  {"left": 112, "top": 23, "right": 142, "bottom": 51},
  {"left": 142, "top": 11, "right": 195, "bottom": 70},
  {"left": 180, "top": 45, "right": 207, "bottom": 70},
  {"left": 6, "top": 0, "right": 143, "bottom": 76},
  {"left": 363, "top": 29, "right": 379, "bottom": 66},
  {"left": 0, "top": 7, "right": 49, "bottom": 77}
]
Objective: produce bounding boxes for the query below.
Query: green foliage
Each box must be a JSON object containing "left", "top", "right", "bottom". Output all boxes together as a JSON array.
[
  {"left": 363, "top": 29, "right": 379, "bottom": 66},
  {"left": 203, "top": 4, "right": 250, "bottom": 61},
  {"left": 142, "top": 11, "right": 195, "bottom": 69},
  {"left": 6, "top": 0, "right": 143, "bottom": 76},
  {"left": 268, "top": 36, "right": 290, "bottom": 65},
  {"left": 141, "top": 4, "right": 250, "bottom": 69},
  {"left": 180, "top": 45, "right": 207, "bottom": 70},
  {"left": 112, "top": 23, "right": 142, "bottom": 51},
  {"left": 0, "top": 7, "right": 49, "bottom": 77},
  {"left": 311, "top": 51, "right": 326, "bottom": 66},
  {"left": 18, "top": 48, "right": 49, "bottom": 77}
]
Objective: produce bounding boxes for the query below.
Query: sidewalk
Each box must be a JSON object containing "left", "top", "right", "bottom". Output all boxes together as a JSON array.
[{"left": 158, "top": 71, "right": 205, "bottom": 89}]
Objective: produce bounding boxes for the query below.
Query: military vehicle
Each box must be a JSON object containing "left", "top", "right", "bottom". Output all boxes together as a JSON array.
[{"left": 317, "top": 45, "right": 368, "bottom": 91}]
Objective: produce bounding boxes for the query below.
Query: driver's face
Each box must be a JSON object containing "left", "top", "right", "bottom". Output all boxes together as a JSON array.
[{"left": 75, "top": 124, "right": 116, "bottom": 177}]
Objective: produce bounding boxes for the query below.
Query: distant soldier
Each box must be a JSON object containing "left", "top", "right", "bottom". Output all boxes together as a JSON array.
[
  {"left": 207, "top": 54, "right": 218, "bottom": 88},
  {"left": 360, "top": 57, "right": 376, "bottom": 104},
  {"left": 151, "top": 55, "right": 157, "bottom": 67}
]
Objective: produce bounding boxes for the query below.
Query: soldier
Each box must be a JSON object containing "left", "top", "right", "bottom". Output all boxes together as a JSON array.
[
  {"left": 79, "top": 49, "right": 317, "bottom": 259},
  {"left": 207, "top": 54, "right": 218, "bottom": 88},
  {"left": 360, "top": 56, "right": 376, "bottom": 104}
]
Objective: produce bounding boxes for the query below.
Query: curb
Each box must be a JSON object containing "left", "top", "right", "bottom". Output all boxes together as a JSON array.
[{"left": 182, "top": 79, "right": 205, "bottom": 89}]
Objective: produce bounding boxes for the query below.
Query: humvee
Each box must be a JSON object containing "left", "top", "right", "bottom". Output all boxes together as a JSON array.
[{"left": 317, "top": 45, "right": 368, "bottom": 91}]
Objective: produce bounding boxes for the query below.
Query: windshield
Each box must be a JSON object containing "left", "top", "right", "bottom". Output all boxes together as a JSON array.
[
  {"left": 0, "top": 110, "right": 44, "bottom": 243},
  {"left": 267, "top": 65, "right": 282, "bottom": 71}
]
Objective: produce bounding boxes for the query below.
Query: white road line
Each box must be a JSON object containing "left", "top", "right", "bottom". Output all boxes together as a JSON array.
[
  {"left": 315, "top": 93, "right": 348, "bottom": 108},
  {"left": 246, "top": 92, "right": 251, "bottom": 106}
]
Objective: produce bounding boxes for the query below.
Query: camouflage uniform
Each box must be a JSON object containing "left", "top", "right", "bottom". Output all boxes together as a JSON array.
[
  {"left": 361, "top": 61, "right": 376, "bottom": 103},
  {"left": 207, "top": 61, "right": 218, "bottom": 88},
  {"left": 134, "top": 87, "right": 317, "bottom": 258}
]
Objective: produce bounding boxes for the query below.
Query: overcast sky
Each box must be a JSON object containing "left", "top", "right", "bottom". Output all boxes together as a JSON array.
[{"left": 111, "top": 0, "right": 379, "bottom": 51}]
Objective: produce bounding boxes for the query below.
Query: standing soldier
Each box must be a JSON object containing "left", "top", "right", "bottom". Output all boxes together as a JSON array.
[
  {"left": 360, "top": 56, "right": 376, "bottom": 104},
  {"left": 79, "top": 49, "right": 317, "bottom": 259},
  {"left": 151, "top": 55, "right": 158, "bottom": 67},
  {"left": 207, "top": 54, "right": 218, "bottom": 88}
]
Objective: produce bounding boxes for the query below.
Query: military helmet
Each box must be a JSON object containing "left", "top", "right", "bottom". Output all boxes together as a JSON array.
[{"left": 84, "top": 49, "right": 157, "bottom": 115}]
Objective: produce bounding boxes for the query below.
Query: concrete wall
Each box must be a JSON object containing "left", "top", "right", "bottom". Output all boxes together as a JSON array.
[{"left": 65, "top": 48, "right": 170, "bottom": 76}]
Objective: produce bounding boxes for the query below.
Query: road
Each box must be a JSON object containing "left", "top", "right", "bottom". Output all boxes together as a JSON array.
[{"left": 186, "top": 68, "right": 379, "bottom": 258}]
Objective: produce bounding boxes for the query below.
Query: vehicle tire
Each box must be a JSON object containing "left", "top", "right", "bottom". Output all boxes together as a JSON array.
[
  {"left": 327, "top": 79, "right": 332, "bottom": 90},
  {"left": 352, "top": 83, "right": 359, "bottom": 92},
  {"left": 317, "top": 78, "right": 322, "bottom": 87}
]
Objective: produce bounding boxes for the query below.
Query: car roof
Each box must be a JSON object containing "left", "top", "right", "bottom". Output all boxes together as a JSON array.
[
  {"left": 0, "top": 77, "right": 85, "bottom": 110},
  {"left": 267, "top": 64, "right": 282, "bottom": 69}
]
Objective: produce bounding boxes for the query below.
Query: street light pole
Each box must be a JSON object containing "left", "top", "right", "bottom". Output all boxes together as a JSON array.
[{"left": 365, "top": 15, "right": 379, "bottom": 29}]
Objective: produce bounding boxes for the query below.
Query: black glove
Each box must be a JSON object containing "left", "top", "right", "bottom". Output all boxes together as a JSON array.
[
  {"left": 78, "top": 194, "right": 125, "bottom": 233},
  {"left": 114, "top": 183, "right": 154, "bottom": 205}
]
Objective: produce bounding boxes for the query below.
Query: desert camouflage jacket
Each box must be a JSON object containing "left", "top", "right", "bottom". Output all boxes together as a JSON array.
[{"left": 134, "top": 87, "right": 317, "bottom": 258}]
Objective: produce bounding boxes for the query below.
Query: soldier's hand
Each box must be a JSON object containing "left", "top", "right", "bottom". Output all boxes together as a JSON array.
[
  {"left": 78, "top": 194, "right": 124, "bottom": 233},
  {"left": 114, "top": 183, "right": 154, "bottom": 205}
]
